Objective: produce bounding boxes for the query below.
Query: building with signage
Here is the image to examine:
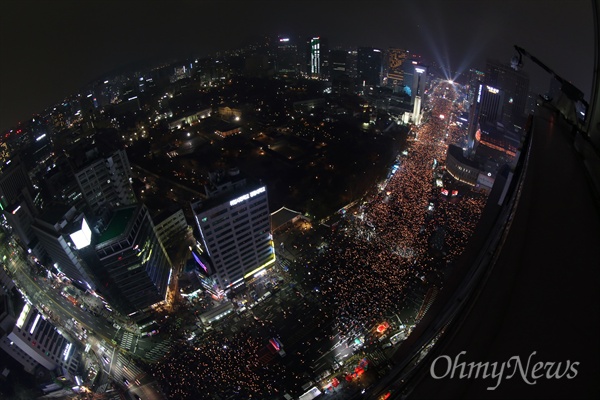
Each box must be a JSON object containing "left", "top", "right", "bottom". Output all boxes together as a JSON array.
[
  {"left": 446, "top": 144, "right": 480, "bottom": 186},
  {"left": 276, "top": 36, "right": 301, "bottom": 76},
  {"left": 485, "top": 59, "right": 530, "bottom": 131},
  {"left": 478, "top": 84, "right": 505, "bottom": 124},
  {"left": 467, "top": 83, "right": 505, "bottom": 155},
  {"left": 475, "top": 120, "right": 521, "bottom": 168},
  {"left": 191, "top": 172, "right": 274, "bottom": 293}
]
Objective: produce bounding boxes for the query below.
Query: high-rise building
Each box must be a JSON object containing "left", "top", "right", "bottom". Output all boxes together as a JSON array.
[
  {"left": 82, "top": 205, "right": 172, "bottom": 314},
  {"left": 411, "top": 63, "right": 428, "bottom": 99},
  {"left": 329, "top": 49, "right": 349, "bottom": 79},
  {"left": 467, "top": 83, "right": 505, "bottom": 155},
  {"left": 191, "top": 172, "right": 274, "bottom": 293},
  {"left": 31, "top": 204, "right": 95, "bottom": 290},
  {"left": 275, "top": 36, "right": 300, "bottom": 76},
  {"left": 0, "top": 157, "right": 42, "bottom": 256},
  {"left": 466, "top": 68, "right": 485, "bottom": 104},
  {"left": 385, "top": 48, "right": 409, "bottom": 89},
  {"left": 346, "top": 49, "right": 358, "bottom": 79},
  {"left": 485, "top": 59, "right": 530, "bottom": 130},
  {"left": 479, "top": 84, "right": 505, "bottom": 124},
  {"left": 307, "top": 37, "right": 328, "bottom": 79},
  {"left": 71, "top": 148, "right": 136, "bottom": 216},
  {"left": 357, "top": 47, "right": 383, "bottom": 87}
]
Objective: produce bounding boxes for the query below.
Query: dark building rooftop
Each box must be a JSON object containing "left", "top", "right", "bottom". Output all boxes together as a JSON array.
[
  {"left": 97, "top": 206, "right": 137, "bottom": 243},
  {"left": 447, "top": 144, "right": 479, "bottom": 169}
]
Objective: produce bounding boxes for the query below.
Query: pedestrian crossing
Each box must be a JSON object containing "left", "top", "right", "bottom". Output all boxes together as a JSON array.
[
  {"left": 368, "top": 348, "right": 387, "bottom": 367},
  {"left": 144, "top": 339, "right": 173, "bottom": 361},
  {"left": 279, "top": 258, "right": 292, "bottom": 271}
]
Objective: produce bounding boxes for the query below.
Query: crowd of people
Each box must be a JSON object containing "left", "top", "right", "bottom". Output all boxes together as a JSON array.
[
  {"left": 150, "top": 80, "right": 490, "bottom": 399},
  {"left": 151, "top": 315, "right": 304, "bottom": 399},
  {"left": 316, "top": 80, "right": 488, "bottom": 339}
]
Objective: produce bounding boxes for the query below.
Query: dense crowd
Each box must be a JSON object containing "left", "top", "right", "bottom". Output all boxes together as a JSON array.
[
  {"left": 151, "top": 80, "right": 489, "bottom": 399},
  {"left": 317, "top": 80, "right": 488, "bottom": 338},
  {"left": 151, "top": 316, "right": 304, "bottom": 399}
]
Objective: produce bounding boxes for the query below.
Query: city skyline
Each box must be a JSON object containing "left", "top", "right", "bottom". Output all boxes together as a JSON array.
[{"left": 0, "top": 0, "right": 595, "bottom": 132}]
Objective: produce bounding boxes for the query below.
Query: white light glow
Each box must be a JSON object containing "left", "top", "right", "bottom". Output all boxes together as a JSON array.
[
  {"left": 229, "top": 186, "right": 266, "bottom": 207},
  {"left": 486, "top": 85, "right": 499, "bottom": 94},
  {"left": 16, "top": 303, "right": 31, "bottom": 329},
  {"left": 63, "top": 342, "right": 72, "bottom": 361},
  {"left": 70, "top": 218, "right": 92, "bottom": 249},
  {"left": 30, "top": 314, "right": 41, "bottom": 335}
]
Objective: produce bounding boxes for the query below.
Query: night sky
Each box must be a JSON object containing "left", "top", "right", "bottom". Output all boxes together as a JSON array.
[{"left": 0, "top": 0, "right": 594, "bottom": 132}]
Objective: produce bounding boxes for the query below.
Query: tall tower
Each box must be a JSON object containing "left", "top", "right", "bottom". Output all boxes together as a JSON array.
[
  {"left": 357, "top": 47, "right": 383, "bottom": 87},
  {"left": 413, "top": 96, "right": 422, "bottom": 125},
  {"left": 467, "top": 83, "right": 504, "bottom": 155},
  {"left": 275, "top": 36, "right": 300, "bottom": 76},
  {"left": 485, "top": 60, "right": 530, "bottom": 131},
  {"left": 329, "top": 49, "right": 349, "bottom": 79},
  {"left": 191, "top": 173, "right": 274, "bottom": 293},
  {"left": 466, "top": 68, "right": 485, "bottom": 104},
  {"left": 466, "top": 85, "right": 482, "bottom": 155},
  {"left": 0, "top": 157, "right": 41, "bottom": 256},
  {"left": 386, "top": 48, "right": 409, "bottom": 90},
  {"left": 83, "top": 205, "right": 172, "bottom": 314},
  {"left": 479, "top": 84, "right": 505, "bottom": 124},
  {"left": 307, "top": 37, "right": 328, "bottom": 78}
]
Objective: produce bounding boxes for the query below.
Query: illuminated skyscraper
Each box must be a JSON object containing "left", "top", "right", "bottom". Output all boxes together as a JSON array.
[
  {"left": 479, "top": 84, "right": 505, "bottom": 124},
  {"left": 309, "top": 38, "right": 320, "bottom": 77},
  {"left": 307, "top": 37, "right": 328, "bottom": 78},
  {"left": 466, "top": 68, "right": 485, "bottom": 104},
  {"left": 386, "top": 48, "right": 409, "bottom": 89},
  {"left": 411, "top": 63, "right": 428, "bottom": 100},
  {"left": 467, "top": 83, "right": 504, "bottom": 155},
  {"left": 191, "top": 172, "right": 274, "bottom": 293}
]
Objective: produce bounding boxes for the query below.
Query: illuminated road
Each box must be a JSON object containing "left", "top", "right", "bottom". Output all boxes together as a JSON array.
[{"left": 0, "top": 238, "right": 164, "bottom": 399}]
